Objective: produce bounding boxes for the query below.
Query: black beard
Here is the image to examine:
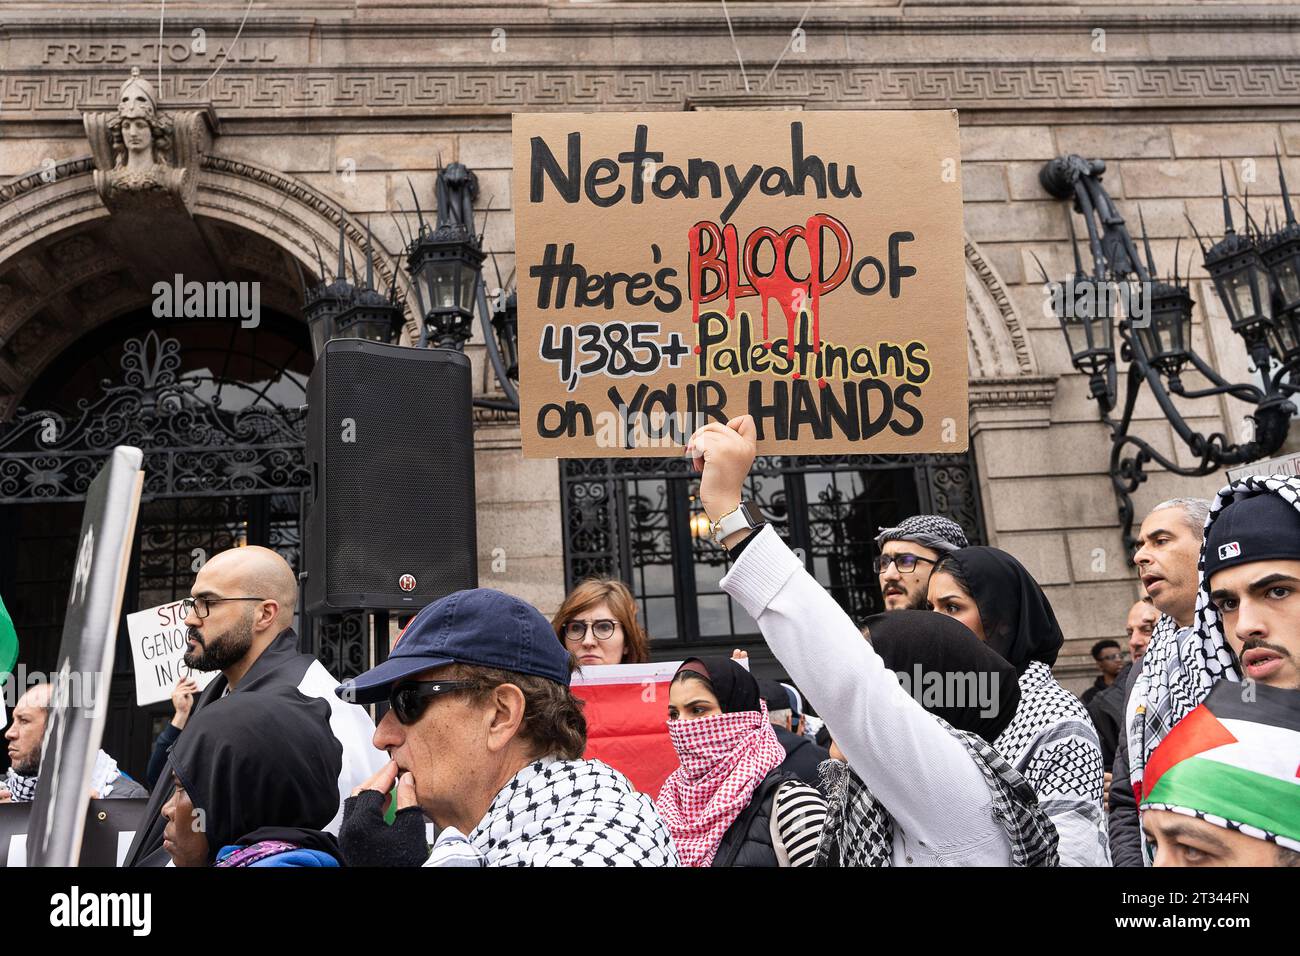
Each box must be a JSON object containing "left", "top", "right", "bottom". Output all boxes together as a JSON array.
[
  {"left": 183, "top": 616, "right": 254, "bottom": 672},
  {"left": 12, "top": 754, "right": 40, "bottom": 776}
]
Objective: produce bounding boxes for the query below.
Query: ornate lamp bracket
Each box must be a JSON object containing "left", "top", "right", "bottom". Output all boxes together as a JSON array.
[{"left": 1040, "top": 154, "right": 1298, "bottom": 553}]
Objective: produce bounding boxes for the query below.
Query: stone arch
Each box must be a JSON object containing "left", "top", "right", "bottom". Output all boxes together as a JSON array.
[
  {"left": 963, "top": 235, "right": 1058, "bottom": 425},
  {"left": 0, "top": 155, "right": 416, "bottom": 414},
  {"left": 965, "top": 235, "right": 1036, "bottom": 379}
]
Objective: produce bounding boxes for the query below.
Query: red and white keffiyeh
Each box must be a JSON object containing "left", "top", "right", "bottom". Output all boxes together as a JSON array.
[{"left": 654, "top": 703, "right": 785, "bottom": 867}]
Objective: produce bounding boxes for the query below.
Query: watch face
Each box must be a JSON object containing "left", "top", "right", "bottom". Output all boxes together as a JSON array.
[{"left": 740, "top": 501, "right": 764, "bottom": 526}]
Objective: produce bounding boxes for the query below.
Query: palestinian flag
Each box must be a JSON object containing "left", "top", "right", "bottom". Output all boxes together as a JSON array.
[
  {"left": 0, "top": 592, "right": 17, "bottom": 681},
  {"left": 1140, "top": 679, "right": 1300, "bottom": 851}
]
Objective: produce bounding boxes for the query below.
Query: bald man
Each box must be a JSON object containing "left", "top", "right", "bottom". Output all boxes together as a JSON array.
[
  {"left": 123, "top": 546, "right": 385, "bottom": 867},
  {"left": 3, "top": 682, "right": 147, "bottom": 802}
]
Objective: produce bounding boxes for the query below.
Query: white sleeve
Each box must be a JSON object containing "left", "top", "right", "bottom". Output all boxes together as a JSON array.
[
  {"left": 721, "top": 524, "right": 1004, "bottom": 853},
  {"left": 298, "top": 660, "right": 389, "bottom": 834}
]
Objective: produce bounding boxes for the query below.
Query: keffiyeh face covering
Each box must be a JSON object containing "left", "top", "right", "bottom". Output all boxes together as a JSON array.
[{"left": 655, "top": 705, "right": 785, "bottom": 867}]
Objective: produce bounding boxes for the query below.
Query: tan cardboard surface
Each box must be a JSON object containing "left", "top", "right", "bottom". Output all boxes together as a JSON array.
[{"left": 512, "top": 110, "right": 968, "bottom": 457}]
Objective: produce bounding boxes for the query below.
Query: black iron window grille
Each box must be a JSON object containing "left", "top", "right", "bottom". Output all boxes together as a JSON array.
[{"left": 561, "top": 453, "right": 984, "bottom": 650}]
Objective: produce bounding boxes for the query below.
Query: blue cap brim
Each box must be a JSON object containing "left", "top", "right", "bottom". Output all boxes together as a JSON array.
[{"left": 334, "top": 654, "right": 456, "bottom": 705}]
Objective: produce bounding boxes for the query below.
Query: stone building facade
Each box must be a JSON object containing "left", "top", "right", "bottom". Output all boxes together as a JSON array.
[{"left": 2, "top": 0, "right": 1298, "bottom": 744}]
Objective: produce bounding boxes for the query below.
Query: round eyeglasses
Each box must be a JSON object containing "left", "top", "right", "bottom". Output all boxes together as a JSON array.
[{"left": 562, "top": 619, "right": 618, "bottom": 642}]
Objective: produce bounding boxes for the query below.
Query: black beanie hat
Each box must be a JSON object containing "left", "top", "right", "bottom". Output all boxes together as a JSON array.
[{"left": 1203, "top": 492, "right": 1300, "bottom": 580}]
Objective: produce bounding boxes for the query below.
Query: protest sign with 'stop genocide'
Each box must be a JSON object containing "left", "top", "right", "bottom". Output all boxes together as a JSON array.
[
  {"left": 512, "top": 110, "right": 968, "bottom": 458},
  {"left": 126, "top": 600, "right": 218, "bottom": 706}
]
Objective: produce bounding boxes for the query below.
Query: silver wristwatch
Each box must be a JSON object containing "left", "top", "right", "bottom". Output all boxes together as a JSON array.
[{"left": 711, "top": 500, "right": 765, "bottom": 545}]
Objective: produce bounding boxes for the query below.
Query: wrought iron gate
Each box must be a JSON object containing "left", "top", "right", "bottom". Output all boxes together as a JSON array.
[{"left": 0, "top": 331, "right": 364, "bottom": 778}]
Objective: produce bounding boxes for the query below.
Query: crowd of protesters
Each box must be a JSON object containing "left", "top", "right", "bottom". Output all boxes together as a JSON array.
[{"left": 3, "top": 415, "right": 1296, "bottom": 868}]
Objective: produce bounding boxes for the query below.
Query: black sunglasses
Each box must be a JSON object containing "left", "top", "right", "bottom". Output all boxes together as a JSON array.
[{"left": 388, "top": 680, "right": 480, "bottom": 725}]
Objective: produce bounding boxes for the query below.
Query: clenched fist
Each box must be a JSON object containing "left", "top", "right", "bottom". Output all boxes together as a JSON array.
[{"left": 687, "top": 415, "right": 758, "bottom": 540}]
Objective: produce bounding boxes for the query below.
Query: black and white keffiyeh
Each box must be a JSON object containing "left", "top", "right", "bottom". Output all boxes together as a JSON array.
[
  {"left": 994, "top": 661, "right": 1107, "bottom": 866},
  {"left": 3, "top": 767, "right": 38, "bottom": 802},
  {"left": 813, "top": 718, "right": 1059, "bottom": 867},
  {"left": 873, "top": 514, "right": 969, "bottom": 555},
  {"left": 1127, "top": 475, "right": 1300, "bottom": 808},
  {"left": 436, "top": 758, "right": 678, "bottom": 866}
]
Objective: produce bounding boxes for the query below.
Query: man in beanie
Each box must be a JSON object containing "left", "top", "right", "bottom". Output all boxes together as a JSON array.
[
  {"left": 873, "top": 515, "right": 969, "bottom": 611},
  {"left": 1128, "top": 475, "right": 1300, "bottom": 863},
  {"left": 335, "top": 588, "right": 677, "bottom": 867}
]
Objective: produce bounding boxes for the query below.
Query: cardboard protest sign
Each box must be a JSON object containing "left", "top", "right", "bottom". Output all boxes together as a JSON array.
[
  {"left": 570, "top": 661, "right": 679, "bottom": 796},
  {"left": 26, "top": 446, "right": 143, "bottom": 867},
  {"left": 126, "top": 600, "right": 218, "bottom": 706},
  {"left": 512, "top": 110, "right": 968, "bottom": 458}
]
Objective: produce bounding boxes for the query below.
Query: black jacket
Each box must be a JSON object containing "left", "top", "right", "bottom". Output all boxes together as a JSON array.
[
  {"left": 1080, "top": 675, "right": 1113, "bottom": 706},
  {"left": 1087, "top": 666, "right": 1127, "bottom": 772},
  {"left": 774, "top": 726, "right": 831, "bottom": 788},
  {"left": 146, "top": 722, "right": 182, "bottom": 790},
  {"left": 123, "top": 628, "right": 339, "bottom": 867},
  {"left": 711, "top": 769, "right": 800, "bottom": 867},
  {"left": 1107, "top": 660, "right": 1144, "bottom": 867}
]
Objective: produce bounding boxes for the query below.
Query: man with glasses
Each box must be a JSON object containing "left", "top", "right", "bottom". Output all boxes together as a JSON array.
[
  {"left": 873, "top": 515, "right": 970, "bottom": 611},
  {"left": 334, "top": 587, "right": 677, "bottom": 866},
  {"left": 1082, "top": 640, "right": 1125, "bottom": 706},
  {"left": 123, "top": 545, "right": 384, "bottom": 867}
]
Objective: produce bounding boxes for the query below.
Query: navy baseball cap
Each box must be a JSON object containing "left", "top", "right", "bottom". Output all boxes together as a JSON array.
[
  {"left": 1204, "top": 492, "right": 1300, "bottom": 580},
  {"left": 335, "top": 588, "right": 574, "bottom": 705}
]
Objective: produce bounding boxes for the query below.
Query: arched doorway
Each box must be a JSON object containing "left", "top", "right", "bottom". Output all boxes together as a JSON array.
[{"left": 0, "top": 202, "right": 371, "bottom": 782}]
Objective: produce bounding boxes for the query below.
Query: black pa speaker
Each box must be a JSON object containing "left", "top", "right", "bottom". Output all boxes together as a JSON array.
[{"left": 303, "top": 339, "right": 478, "bottom": 612}]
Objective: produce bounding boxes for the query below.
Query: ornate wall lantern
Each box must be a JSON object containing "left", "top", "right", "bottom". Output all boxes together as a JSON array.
[
  {"left": 399, "top": 164, "right": 519, "bottom": 410},
  {"left": 1039, "top": 153, "right": 1299, "bottom": 551},
  {"left": 299, "top": 221, "right": 403, "bottom": 359}
]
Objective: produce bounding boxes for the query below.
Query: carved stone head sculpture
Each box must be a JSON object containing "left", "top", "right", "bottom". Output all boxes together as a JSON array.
[
  {"left": 85, "top": 67, "right": 211, "bottom": 214},
  {"left": 106, "top": 68, "right": 173, "bottom": 170}
]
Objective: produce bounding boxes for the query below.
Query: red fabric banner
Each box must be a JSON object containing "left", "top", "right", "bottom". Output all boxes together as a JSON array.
[{"left": 571, "top": 663, "right": 680, "bottom": 798}]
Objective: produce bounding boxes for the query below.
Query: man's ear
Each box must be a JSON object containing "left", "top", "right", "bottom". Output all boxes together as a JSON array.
[
  {"left": 484, "top": 683, "right": 527, "bottom": 754},
  {"left": 255, "top": 600, "right": 281, "bottom": 632}
]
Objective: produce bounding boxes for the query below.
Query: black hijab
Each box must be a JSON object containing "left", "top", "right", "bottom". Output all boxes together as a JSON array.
[
  {"left": 675, "top": 657, "right": 761, "bottom": 713},
  {"left": 862, "top": 610, "right": 1021, "bottom": 742},
  {"left": 168, "top": 683, "right": 343, "bottom": 864},
  {"left": 938, "top": 546, "right": 1064, "bottom": 673}
]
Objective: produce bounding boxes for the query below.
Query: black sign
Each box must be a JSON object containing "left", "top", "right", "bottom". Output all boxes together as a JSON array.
[
  {"left": 0, "top": 799, "right": 149, "bottom": 867},
  {"left": 25, "top": 446, "right": 144, "bottom": 867}
]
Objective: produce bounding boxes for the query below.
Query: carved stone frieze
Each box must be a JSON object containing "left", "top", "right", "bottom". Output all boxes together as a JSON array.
[{"left": 5, "top": 61, "right": 1300, "bottom": 115}]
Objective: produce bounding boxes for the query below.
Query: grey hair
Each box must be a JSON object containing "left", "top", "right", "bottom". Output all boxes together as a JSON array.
[
  {"left": 1152, "top": 497, "right": 1212, "bottom": 540},
  {"left": 768, "top": 708, "right": 793, "bottom": 726}
]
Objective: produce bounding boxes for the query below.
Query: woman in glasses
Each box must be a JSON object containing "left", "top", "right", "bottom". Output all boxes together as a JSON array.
[
  {"left": 927, "top": 546, "right": 1108, "bottom": 866},
  {"left": 655, "top": 656, "right": 827, "bottom": 867},
  {"left": 551, "top": 579, "right": 650, "bottom": 666}
]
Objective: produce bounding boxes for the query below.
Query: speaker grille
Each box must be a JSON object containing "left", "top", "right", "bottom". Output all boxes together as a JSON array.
[{"left": 306, "top": 341, "right": 477, "bottom": 611}]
